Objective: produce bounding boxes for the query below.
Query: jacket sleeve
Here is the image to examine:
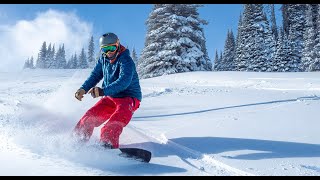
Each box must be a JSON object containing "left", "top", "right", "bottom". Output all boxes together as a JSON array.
[
  {"left": 80, "top": 58, "right": 103, "bottom": 92},
  {"left": 103, "top": 57, "right": 133, "bottom": 96}
]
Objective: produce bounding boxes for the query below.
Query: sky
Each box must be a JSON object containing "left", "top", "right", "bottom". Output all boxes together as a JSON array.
[
  {"left": 0, "top": 4, "right": 282, "bottom": 72},
  {"left": 1, "top": 69, "right": 320, "bottom": 175}
]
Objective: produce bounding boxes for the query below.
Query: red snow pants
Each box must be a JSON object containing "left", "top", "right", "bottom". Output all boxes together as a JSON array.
[{"left": 73, "top": 96, "right": 140, "bottom": 148}]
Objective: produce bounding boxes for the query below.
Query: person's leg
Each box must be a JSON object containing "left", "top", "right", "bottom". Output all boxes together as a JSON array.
[
  {"left": 73, "top": 96, "right": 116, "bottom": 142},
  {"left": 100, "top": 97, "right": 140, "bottom": 148}
]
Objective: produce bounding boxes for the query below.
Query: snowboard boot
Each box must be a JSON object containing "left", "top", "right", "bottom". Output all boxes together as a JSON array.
[{"left": 100, "top": 141, "right": 115, "bottom": 149}]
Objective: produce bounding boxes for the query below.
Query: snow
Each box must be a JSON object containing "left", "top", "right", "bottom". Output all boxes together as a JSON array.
[{"left": 1, "top": 69, "right": 320, "bottom": 176}]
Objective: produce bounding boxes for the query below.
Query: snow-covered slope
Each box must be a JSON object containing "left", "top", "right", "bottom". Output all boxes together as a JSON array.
[{"left": 1, "top": 69, "right": 320, "bottom": 176}]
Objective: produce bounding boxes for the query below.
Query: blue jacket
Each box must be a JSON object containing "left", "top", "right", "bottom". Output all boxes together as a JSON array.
[{"left": 80, "top": 48, "right": 142, "bottom": 101}]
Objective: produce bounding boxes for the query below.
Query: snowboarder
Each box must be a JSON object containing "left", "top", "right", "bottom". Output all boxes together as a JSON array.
[{"left": 73, "top": 32, "right": 142, "bottom": 149}]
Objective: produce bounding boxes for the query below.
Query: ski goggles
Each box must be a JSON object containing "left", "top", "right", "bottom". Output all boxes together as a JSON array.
[
  {"left": 101, "top": 45, "right": 118, "bottom": 54},
  {"left": 100, "top": 40, "right": 119, "bottom": 54}
]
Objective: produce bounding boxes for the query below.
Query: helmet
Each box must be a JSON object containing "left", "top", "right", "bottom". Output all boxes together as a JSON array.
[{"left": 99, "top": 32, "right": 119, "bottom": 47}]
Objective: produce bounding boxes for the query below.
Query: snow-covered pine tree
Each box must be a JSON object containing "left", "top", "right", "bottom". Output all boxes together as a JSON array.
[
  {"left": 66, "top": 54, "right": 72, "bottom": 69},
  {"left": 29, "top": 56, "right": 35, "bottom": 69},
  {"left": 273, "top": 28, "right": 291, "bottom": 72},
  {"left": 235, "top": 4, "right": 254, "bottom": 71},
  {"left": 311, "top": 4, "right": 319, "bottom": 33},
  {"left": 70, "top": 53, "right": 78, "bottom": 69},
  {"left": 247, "top": 5, "right": 275, "bottom": 72},
  {"left": 273, "top": 28, "right": 284, "bottom": 71},
  {"left": 234, "top": 12, "right": 244, "bottom": 71},
  {"left": 219, "top": 51, "right": 223, "bottom": 68},
  {"left": 281, "top": 4, "right": 289, "bottom": 36},
  {"left": 249, "top": 5, "right": 265, "bottom": 72},
  {"left": 137, "top": 4, "right": 165, "bottom": 78},
  {"left": 176, "top": 4, "right": 212, "bottom": 71},
  {"left": 270, "top": 4, "right": 278, "bottom": 41},
  {"left": 36, "top": 41, "right": 47, "bottom": 68},
  {"left": 78, "top": 48, "right": 89, "bottom": 69},
  {"left": 213, "top": 50, "right": 218, "bottom": 71},
  {"left": 131, "top": 46, "right": 138, "bottom": 65},
  {"left": 55, "top": 44, "right": 67, "bottom": 69},
  {"left": 138, "top": 4, "right": 210, "bottom": 79},
  {"left": 212, "top": 49, "right": 220, "bottom": 71},
  {"left": 309, "top": 5, "right": 320, "bottom": 71},
  {"left": 235, "top": 13, "right": 242, "bottom": 47},
  {"left": 23, "top": 57, "right": 29, "bottom": 69},
  {"left": 50, "top": 44, "right": 57, "bottom": 68},
  {"left": 45, "top": 43, "right": 52, "bottom": 69},
  {"left": 221, "top": 30, "right": 236, "bottom": 71},
  {"left": 262, "top": 12, "right": 276, "bottom": 72},
  {"left": 302, "top": 5, "right": 316, "bottom": 71},
  {"left": 60, "top": 44, "right": 67, "bottom": 69},
  {"left": 88, "top": 35, "right": 95, "bottom": 68},
  {"left": 199, "top": 25, "right": 212, "bottom": 71},
  {"left": 50, "top": 44, "right": 58, "bottom": 69},
  {"left": 55, "top": 46, "right": 61, "bottom": 68},
  {"left": 51, "top": 44, "right": 56, "bottom": 68},
  {"left": 287, "top": 4, "right": 306, "bottom": 72}
]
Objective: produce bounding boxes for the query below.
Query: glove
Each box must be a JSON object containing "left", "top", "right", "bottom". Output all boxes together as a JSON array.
[
  {"left": 75, "top": 89, "right": 86, "bottom": 101},
  {"left": 88, "top": 87, "right": 104, "bottom": 98}
]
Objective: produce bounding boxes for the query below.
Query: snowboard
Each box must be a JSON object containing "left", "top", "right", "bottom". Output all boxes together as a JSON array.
[
  {"left": 119, "top": 147, "right": 152, "bottom": 163},
  {"left": 87, "top": 144, "right": 152, "bottom": 163}
]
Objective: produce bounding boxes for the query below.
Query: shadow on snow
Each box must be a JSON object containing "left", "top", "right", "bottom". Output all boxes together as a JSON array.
[{"left": 134, "top": 136, "right": 320, "bottom": 161}]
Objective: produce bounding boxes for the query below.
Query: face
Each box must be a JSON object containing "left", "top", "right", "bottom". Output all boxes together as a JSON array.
[
  {"left": 106, "top": 51, "right": 117, "bottom": 59},
  {"left": 101, "top": 43, "right": 118, "bottom": 59}
]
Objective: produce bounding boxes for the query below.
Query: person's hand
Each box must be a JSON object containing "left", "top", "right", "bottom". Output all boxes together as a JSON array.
[
  {"left": 75, "top": 89, "right": 86, "bottom": 101},
  {"left": 88, "top": 87, "right": 104, "bottom": 98}
]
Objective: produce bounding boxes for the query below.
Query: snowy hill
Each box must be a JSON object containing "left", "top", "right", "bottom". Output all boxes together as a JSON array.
[{"left": 1, "top": 69, "right": 320, "bottom": 176}]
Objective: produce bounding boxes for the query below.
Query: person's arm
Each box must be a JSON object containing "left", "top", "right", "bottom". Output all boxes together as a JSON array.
[
  {"left": 80, "top": 58, "right": 103, "bottom": 92},
  {"left": 103, "top": 57, "right": 133, "bottom": 96}
]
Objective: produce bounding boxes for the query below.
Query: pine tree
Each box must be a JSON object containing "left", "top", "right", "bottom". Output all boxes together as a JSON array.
[
  {"left": 311, "top": 4, "right": 319, "bottom": 33},
  {"left": 36, "top": 41, "right": 47, "bottom": 68},
  {"left": 234, "top": 4, "right": 276, "bottom": 72},
  {"left": 131, "top": 46, "right": 138, "bottom": 65},
  {"left": 287, "top": 4, "right": 307, "bottom": 71},
  {"left": 235, "top": 4, "right": 253, "bottom": 71},
  {"left": 88, "top": 35, "right": 95, "bottom": 68},
  {"left": 23, "top": 57, "right": 29, "bottom": 69},
  {"left": 55, "top": 46, "right": 61, "bottom": 68},
  {"left": 221, "top": 30, "right": 235, "bottom": 71},
  {"left": 250, "top": 5, "right": 265, "bottom": 72},
  {"left": 234, "top": 12, "right": 243, "bottom": 71},
  {"left": 138, "top": 4, "right": 210, "bottom": 79},
  {"left": 50, "top": 44, "right": 57, "bottom": 68},
  {"left": 180, "top": 4, "right": 212, "bottom": 71},
  {"left": 66, "top": 54, "right": 73, "bottom": 69},
  {"left": 49, "top": 44, "right": 57, "bottom": 69},
  {"left": 46, "top": 43, "right": 52, "bottom": 68},
  {"left": 302, "top": 5, "right": 316, "bottom": 71},
  {"left": 30, "top": 56, "right": 35, "bottom": 69},
  {"left": 69, "top": 53, "right": 78, "bottom": 69},
  {"left": 55, "top": 44, "right": 67, "bottom": 69},
  {"left": 309, "top": 5, "right": 320, "bottom": 71},
  {"left": 61, "top": 44, "right": 67, "bottom": 68},
  {"left": 51, "top": 44, "right": 56, "bottom": 68},
  {"left": 213, "top": 49, "right": 220, "bottom": 71},
  {"left": 281, "top": 4, "right": 289, "bottom": 36},
  {"left": 78, "top": 48, "right": 89, "bottom": 69},
  {"left": 199, "top": 24, "right": 212, "bottom": 71},
  {"left": 273, "top": 29, "right": 291, "bottom": 72},
  {"left": 219, "top": 51, "right": 223, "bottom": 67},
  {"left": 261, "top": 12, "right": 276, "bottom": 72},
  {"left": 270, "top": 4, "right": 278, "bottom": 41}
]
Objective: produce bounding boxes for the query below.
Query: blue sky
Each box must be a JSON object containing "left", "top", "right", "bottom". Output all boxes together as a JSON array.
[{"left": 0, "top": 4, "right": 282, "bottom": 67}]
